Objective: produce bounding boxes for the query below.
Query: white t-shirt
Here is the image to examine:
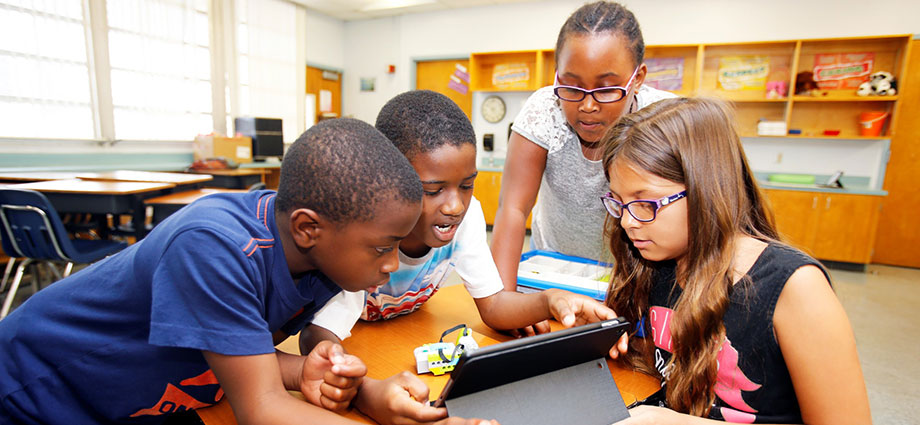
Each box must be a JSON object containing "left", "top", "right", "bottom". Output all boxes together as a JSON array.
[
  {"left": 311, "top": 197, "right": 503, "bottom": 339},
  {"left": 511, "top": 85, "right": 676, "bottom": 261}
]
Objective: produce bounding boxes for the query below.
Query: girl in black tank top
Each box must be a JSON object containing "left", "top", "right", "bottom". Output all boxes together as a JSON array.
[{"left": 600, "top": 97, "right": 870, "bottom": 423}]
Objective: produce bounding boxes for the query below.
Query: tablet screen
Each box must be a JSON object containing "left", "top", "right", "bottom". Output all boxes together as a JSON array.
[{"left": 434, "top": 318, "right": 630, "bottom": 407}]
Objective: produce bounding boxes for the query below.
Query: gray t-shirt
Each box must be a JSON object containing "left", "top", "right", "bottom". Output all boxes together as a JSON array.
[{"left": 511, "top": 85, "right": 676, "bottom": 261}]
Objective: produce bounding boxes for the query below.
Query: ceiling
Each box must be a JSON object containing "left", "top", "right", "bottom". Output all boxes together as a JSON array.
[{"left": 291, "top": 0, "right": 537, "bottom": 21}]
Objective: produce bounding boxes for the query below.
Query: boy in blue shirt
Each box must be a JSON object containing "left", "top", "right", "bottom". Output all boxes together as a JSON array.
[
  {"left": 302, "top": 91, "right": 618, "bottom": 351},
  {"left": 0, "top": 119, "right": 486, "bottom": 425}
]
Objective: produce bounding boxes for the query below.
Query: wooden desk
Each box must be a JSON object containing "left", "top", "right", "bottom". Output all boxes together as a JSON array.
[
  {"left": 77, "top": 170, "right": 213, "bottom": 187},
  {"left": 197, "top": 285, "right": 659, "bottom": 424},
  {"left": 0, "top": 172, "right": 82, "bottom": 183},
  {"left": 186, "top": 169, "right": 267, "bottom": 189},
  {"left": 144, "top": 188, "right": 247, "bottom": 224},
  {"left": 7, "top": 179, "right": 176, "bottom": 240}
]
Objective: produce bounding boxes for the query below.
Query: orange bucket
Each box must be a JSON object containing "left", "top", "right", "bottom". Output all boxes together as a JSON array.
[{"left": 859, "top": 111, "right": 888, "bottom": 137}]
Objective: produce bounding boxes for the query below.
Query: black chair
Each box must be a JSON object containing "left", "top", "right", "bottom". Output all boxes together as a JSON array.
[{"left": 0, "top": 189, "right": 127, "bottom": 318}]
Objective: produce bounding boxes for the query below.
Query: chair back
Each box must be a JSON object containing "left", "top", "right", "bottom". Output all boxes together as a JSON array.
[{"left": 0, "top": 189, "right": 78, "bottom": 261}]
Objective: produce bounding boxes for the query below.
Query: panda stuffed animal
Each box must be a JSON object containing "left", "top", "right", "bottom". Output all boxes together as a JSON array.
[{"left": 857, "top": 71, "right": 897, "bottom": 96}]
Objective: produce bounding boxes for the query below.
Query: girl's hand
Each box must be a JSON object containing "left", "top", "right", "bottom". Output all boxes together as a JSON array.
[
  {"left": 299, "top": 340, "right": 367, "bottom": 412},
  {"left": 613, "top": 405, "right": 681, "bottom": 424}
]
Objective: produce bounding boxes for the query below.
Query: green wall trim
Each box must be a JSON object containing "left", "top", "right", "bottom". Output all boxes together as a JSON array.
[{"left": 0, "top": 153, "right": 194, "bottom": 172}]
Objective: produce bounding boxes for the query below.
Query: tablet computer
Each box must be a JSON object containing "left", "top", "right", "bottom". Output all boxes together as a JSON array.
[{"left": 433, "top": 318, "right": 631, "bottom": 410}]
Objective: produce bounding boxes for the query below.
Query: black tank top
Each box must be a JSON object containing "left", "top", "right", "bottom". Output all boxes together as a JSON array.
[{"left": 647, "top": 243, "right": 828, "bottom": 423}]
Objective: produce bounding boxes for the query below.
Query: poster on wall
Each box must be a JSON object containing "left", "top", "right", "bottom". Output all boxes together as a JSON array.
[
  {"left": 454, "top": 63, "right": 470, "bottom": 83},
  {"left": 448, "top": 74, "right": 468, "bottom": 94},
  {"left": 812, "top": 52, "right": 874, "bottom": 90},
  {"left": 718, "top": 56, "right": 770, "bottom": 91},
  {"left": 492, "top": 63, "right": 530, "bottom": 90},
  {"left": 360, "top": 77, "right": 375, "bottom": 92},
  {"left": 644, "top": 57, "right": 684, "bottom": 91}
]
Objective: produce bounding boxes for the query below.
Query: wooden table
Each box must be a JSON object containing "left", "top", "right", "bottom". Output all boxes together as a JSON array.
[
  {"left": 0, "top": 172, "right": 82, "bottom": 183},
  {"left": 186, "top": 169, "right": 267, "bottom": 189},
  {"left": 197, "top": 284, "right": 659, "bottom": 424},
  {"left": 144, "top": 188, "right": 248, "bottom": 224},
  {"left": 7, "top": 179, "right": 176, "bottom": 240},
  {"left": 77, "top": 170, "right": 212, "bottom": 187}
]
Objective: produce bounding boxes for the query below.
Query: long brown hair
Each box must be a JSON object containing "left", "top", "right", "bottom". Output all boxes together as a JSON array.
[{"left": 601, "top": 97, "right": 779, "bottom": 416}]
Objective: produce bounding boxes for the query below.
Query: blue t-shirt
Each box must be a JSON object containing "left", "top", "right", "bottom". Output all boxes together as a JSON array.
[{"left": 0, "top": 191, "right": 341, "bottom": 424}]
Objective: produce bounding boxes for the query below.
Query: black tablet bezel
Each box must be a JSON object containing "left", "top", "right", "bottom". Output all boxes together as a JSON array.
[{"left": 433, "top": 318, "right": 630, "bottom": 407}]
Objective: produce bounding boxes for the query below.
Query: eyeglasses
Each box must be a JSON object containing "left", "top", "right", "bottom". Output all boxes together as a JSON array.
[
  {"left": 553, "top": 67, "right": 639, "bottom": 103},
  {"left": 600, "top": 191, "right": 687, "bottom": 223}
]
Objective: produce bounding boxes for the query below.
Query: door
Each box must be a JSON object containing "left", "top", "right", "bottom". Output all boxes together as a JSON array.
[
  {"left": 306, "top": 66, "right": 341, "bottom": 122},
  {"left": 415, "top": 59, "right": 472, "bottom": 119},
  {"left": 874, "top": 39, "right": 920, "bottom": 267}
]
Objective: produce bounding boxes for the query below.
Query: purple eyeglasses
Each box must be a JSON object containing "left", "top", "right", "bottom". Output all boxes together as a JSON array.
[
  {"left": 600, "top": 190, "right": 687, "bottom": 223},
  {"left": 553, "top": 67, "right": 639, "bottom": 103}
]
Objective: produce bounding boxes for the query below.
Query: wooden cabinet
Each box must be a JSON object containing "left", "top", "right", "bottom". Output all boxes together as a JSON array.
[
  {"left": 646, "top": 35, "right": 911, "bottom": 139},
  {"left": 474, "top": 171, "right": 501, "bottom": 226},
  {"left": 469, "top": 50, "right": 555, "bottom": 92},
  {"left": 765, "top": 189, "right": 882, "bottom": 264},
  {"left": 473, "top": 170, "right": 531, "bottom": 229}
]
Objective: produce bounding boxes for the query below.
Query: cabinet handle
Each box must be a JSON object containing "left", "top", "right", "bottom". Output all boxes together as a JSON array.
[
  {"left": 812, "top": 196, "right": 817, "bottom": 209},
  {"left": 825, "top": 197, "right": 832, "bottom": 209}
]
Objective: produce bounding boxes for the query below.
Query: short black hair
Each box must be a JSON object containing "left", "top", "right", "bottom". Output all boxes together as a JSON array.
[
  {"left": 275, "top": 118, "right": 422, "bottom": 224},
  {"left": 374, "top": 90, "right": 475, "bottom": 160},
  {"left": 555, "top": 1, "right": 645, "bottom": 67}
]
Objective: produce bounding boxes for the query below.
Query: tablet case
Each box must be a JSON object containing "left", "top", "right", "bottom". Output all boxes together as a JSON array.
[
  {"left": 439, "top": 320, "right": 631, "bottom": 425},
  {"left": 445, "top": 359, "right": 629, "bottom": 425}
]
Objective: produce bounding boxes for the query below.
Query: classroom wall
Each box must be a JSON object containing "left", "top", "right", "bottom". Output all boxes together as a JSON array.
[
  {"left": 341, "top": 0, "right": 920, "bottom": 123},
  {"left": 305, "top": 9, "right": 345, "bottom": 70}
]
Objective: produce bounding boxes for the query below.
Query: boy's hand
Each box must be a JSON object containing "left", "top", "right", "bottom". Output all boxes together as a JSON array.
[
  {"left": 300, "top": 340, "right": 367, "bottom": 412},
  {"left": 544, "top": 289, "right": 628, "bottom": 359},
  {"left": 545, "top": 288, "right": 616, "bottom": 327},
  {"left": 354, "top": 372, "right": 501, "bottom": 425}
]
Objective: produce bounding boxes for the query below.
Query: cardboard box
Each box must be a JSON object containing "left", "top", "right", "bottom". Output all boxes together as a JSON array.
[{"left": 194, "top": 135, "right": 253, "bottom": 164}]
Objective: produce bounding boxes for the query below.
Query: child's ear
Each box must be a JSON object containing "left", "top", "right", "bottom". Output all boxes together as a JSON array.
[
  {"left": 288, "top": 208, "right": 323, "bottom": 249},
  {"left": 633, "top": 63, "right": 648, "bottom": 90}
]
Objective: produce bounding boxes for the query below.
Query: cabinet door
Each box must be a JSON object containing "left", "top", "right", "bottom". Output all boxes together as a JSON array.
[
  {"left": 472, "top": 171, "right": 532, "bottom": 229},
  {"left": 811, "top": 193, "right": 882, "bottom": 263},
  {"left": 764, "top": 189, "right": 820, "bottom": 255},
  {"left": 473, "top": 171, "right": 502, "bottom": 226}
]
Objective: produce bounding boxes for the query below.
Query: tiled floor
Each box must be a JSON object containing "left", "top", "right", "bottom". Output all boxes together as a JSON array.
[
  {"left": 830, "top": 264, "right": 919, "bottom": 425},
  {"left": 3, "top": 246, "right": 917, "bottom": 423}
]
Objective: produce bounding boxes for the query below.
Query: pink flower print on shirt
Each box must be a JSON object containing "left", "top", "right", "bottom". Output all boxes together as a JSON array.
[
  {"left": 715, "top": 339, "right": 761, "bottom": 419},
  {"left": 649, "top": 305, "right": 762, "bottom": 422}
]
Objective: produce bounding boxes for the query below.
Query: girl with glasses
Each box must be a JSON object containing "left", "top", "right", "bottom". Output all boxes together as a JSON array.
[
  {"left": 603, "top": 97, "right": 870, "bottom": 424},
  {"left": 491, "top": 2, "right": 675, "bottom": 327}
]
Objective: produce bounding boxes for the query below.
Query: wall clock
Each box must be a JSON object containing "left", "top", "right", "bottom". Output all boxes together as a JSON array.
[{"left": 481, "top": 95, "right": 506, "bottom": 123}]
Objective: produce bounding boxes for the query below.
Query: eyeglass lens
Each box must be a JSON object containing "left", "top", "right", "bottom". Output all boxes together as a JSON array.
[
  {"left": 555, "top": 87, "right": 626, "bottom": 103},
  {"left": 603, "top": 198, "right": 658, "bottom": 222}
]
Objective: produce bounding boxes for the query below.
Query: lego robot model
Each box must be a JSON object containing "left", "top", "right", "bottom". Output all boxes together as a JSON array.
[{"left": 414, "top": 324, "right": 478, "bottom": 376}]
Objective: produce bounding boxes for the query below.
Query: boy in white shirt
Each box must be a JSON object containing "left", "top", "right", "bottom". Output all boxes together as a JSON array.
[{"left": 301, "top": 90, "right": 617, "bottom": 350}]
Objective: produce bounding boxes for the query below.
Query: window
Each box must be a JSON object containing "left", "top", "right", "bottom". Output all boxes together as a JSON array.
[
  {"left": 236, "top": 0, "right": 298, "bottom": 143},
  {"left": 1, "top": 0, "right": 306, "bottom": 145},
  {"left": 107, "top": 0, "right": 212, "bottom": 140},
  {"left": 0, "top": 0, "right": 94, "bottom": 139}
]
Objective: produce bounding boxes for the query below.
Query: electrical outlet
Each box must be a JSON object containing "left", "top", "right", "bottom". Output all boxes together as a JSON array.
[{"left": 775, "top": 153, "right": 783, "bottom": 163}]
